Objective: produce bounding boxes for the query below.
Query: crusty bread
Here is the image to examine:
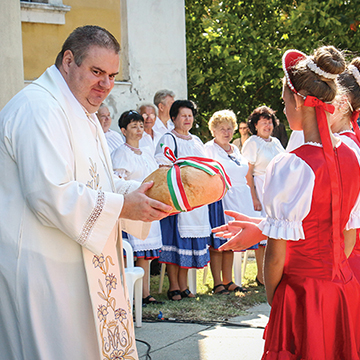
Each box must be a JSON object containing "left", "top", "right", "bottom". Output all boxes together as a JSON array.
[{"left": 143, "top": 165, "right": 225, "bottom": 213}]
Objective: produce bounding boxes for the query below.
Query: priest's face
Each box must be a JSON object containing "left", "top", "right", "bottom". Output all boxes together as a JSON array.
[{"left": 61, "top": 46, "right": 119, "bottom": 113}]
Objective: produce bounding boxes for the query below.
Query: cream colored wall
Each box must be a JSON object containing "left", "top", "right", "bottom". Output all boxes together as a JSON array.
[
  {"left": 0, "top": 1, "right": 24, "bottom": 110},
  {"left": 22, "top": 0, "right": 121, "bottom": 80}
]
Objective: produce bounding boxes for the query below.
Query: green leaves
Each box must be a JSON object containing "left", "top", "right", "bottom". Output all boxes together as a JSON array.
[{"left": 185, "top": 0, "right": 360, "bottom": 140}]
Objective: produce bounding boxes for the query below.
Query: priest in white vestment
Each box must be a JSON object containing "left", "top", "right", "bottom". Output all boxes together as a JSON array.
[{"left": 0, "top": 26, "right": 171, "bottom": 360}]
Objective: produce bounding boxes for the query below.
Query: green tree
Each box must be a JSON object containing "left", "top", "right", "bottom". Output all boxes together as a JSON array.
[{"left": 185, "top": 0, "right": 360, "bottom": 141}]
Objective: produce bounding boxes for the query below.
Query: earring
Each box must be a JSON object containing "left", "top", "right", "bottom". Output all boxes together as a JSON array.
[{"left": 295, "top": 106, "right": 298, "bottom": 111}]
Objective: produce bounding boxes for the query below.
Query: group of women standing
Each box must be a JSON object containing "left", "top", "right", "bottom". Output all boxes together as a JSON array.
[{"left": 110, "top": 96, "right": 283, "bottom": 303}]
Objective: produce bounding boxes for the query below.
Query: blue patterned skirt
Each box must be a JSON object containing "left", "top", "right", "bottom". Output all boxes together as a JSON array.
[{"left": 159, "top": 214, "right": 210, "bottom": 269}]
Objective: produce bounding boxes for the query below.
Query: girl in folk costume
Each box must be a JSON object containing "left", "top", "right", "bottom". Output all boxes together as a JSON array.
[
  {"left": 111, "top": 110, "right": 163, "bottom": 305},
  {"left": 329, "top": 58, "right": 360, "bottom": 283},
  {"left": 215, "top": 46, "right": 360, "bottom": 359}
]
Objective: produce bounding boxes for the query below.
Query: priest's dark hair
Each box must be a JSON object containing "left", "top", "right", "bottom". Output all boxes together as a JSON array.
[{"left": 55, "top": 25, "right": 120, "bottom": 69}]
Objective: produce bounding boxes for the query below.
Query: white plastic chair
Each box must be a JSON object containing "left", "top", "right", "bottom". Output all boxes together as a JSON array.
[
  {"left": 123, "top": 240, "right": 144, "bottom": 328},
  {"left": 233, "top": 251, "right": 249, "bottom": 286}
]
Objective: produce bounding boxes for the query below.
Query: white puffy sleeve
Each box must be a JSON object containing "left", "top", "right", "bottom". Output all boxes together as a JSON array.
[
  {"left": 346, "top": 191, "right": 360, "bottom": 229},
  {"left": 241, "top": 137, "right": 258, "bottom": 164},
  {"left": 154, "top": 133, "right": 176, "bottom": 166},
  {"left": 258, "top": 153, "right": 315, "bottom": 240}
]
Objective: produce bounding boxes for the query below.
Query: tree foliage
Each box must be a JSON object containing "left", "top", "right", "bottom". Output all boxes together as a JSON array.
[{"left": 185, "top": 0, "right": 360, "bottom": 141}]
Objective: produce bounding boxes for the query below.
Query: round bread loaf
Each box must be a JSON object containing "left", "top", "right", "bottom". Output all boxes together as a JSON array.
[{"left": 143, "top": 165, "right": 225, "bottom": 213}]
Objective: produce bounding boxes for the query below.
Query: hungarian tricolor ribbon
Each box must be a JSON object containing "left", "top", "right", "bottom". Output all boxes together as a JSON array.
[{"left": 161, "top": 144, "right": 231, "bottom": 212}]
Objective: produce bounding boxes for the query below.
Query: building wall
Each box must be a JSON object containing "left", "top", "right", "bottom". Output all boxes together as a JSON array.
[
  {"left": 107, "top": 0, "right": 187, "bottom": 130},
  {"left": 22, "top": 0, "right": 122, "bottom": 81},
  {"left": 0, "top": 1, "right": 24, "bottom": 109}
]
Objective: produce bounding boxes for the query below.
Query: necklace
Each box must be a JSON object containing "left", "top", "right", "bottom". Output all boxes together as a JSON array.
[
  {"left": 172, "top": 129, "right": 192, "bottom": 140},
  {"left": 125, "top": 142, "right": 142, "bottom": 155}
]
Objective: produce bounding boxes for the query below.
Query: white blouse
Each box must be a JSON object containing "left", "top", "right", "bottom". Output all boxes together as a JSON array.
[
  {"left": 258, "top": 143, "right": 360, "bottom": 240},
  {"left": 111, "top": 144, "right": 158, "bottom": 180},
  {"left": 242, "top": 135, "right": 285, "bottom": 177},
  {"left": 204, "top": 140, "right": 257, "bottom": 222},
  {"left": 111, "top": 144, "right": 162, "bottom": 251}
]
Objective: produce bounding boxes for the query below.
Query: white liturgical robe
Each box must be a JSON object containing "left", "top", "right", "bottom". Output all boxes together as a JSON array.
[{"left": 0, "top": 65, "right": 146, "bottom": 360}]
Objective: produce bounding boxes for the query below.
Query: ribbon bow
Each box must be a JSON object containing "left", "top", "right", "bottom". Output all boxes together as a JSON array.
[
  {"left": 304, "top": 95, "right": 343, "bottom": 280},
  {"left": 161, "top": 144, "right": 231, "bottom": 213}
]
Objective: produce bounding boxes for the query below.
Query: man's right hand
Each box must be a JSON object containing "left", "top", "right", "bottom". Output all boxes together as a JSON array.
[{"left": 120, "top": 181, "right": 172, "bottom": 222}]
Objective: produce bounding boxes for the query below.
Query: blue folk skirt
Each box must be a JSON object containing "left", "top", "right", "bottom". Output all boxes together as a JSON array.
[{"left": 159, "top": 214, "right": 210, "bottom": 269}]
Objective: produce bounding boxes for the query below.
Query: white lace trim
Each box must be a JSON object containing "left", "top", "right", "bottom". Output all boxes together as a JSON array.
[
  {"left": 338, "top": 130, "right": 354, "bottom": 135},
  {"left": 303, "top": 141, "right": 323, "bottom": 147},
  {"left": 259, "top": 217, "right": 304, "bottom": 241},
  {"left": 78, "top": 191, "right": 105, "bottom": 245},
  {"left": 161, "top": 245, "right": 209, "bottom": 256}
]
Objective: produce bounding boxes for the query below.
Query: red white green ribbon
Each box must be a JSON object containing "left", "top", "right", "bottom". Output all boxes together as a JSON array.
[{"left": 161, "top": 144, "right": 231, "bottom": 212}]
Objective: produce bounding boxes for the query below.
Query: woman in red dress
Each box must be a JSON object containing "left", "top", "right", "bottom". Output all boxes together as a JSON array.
[
  {"left": 330, "top": 58, "right": 360, "bottom": 285},
  {"left": 215, "top": 46, "right": 360, "bottom": 359}
]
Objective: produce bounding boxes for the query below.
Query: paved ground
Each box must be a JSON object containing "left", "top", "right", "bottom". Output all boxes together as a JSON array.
[{"left": 135, "top": 302, "right": 271, "bottom": 360}]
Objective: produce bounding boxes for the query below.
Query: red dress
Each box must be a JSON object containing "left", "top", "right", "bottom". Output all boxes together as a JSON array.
[
  {"left": 339, "top": 132, "right": 360, "bottom": 284},
  {"left": 259, "top": 143, "right": 360, "bottom": 360}
]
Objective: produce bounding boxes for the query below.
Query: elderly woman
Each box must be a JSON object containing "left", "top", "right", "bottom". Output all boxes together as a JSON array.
[
  {"left": 111, "top": 110, "right": 163, "bottom": 305},
  {"left": 138, "top": 103, "right": 162, "bottom": 155},
  {"left": 242, "top": 106, "right": 285, "bottom": 285},
  {"left": 232, "top": 120, "right": 251, "bottom": 152},
  {"left": 205, "top": 110, "right": 257, "bottom": 294},
  {"left": 154, "top": 100, "right": 210, "bottom": 301}
]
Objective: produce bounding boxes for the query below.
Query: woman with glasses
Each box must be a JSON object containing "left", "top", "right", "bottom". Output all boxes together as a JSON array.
[
  {"left": 232, "top": 120, "right": 251, "bottom": 152},
  {"left": 111, "top": 110, "right": 163, "bottom": 305},
  {"left": 242, "top": 106, "right": 285, "bottom": 285},
  {"left": 204, "top": 110, "right": 257, "bottom": 294},
  {"left": 154, "top": 100, "right": 211, "bottom": 301}
]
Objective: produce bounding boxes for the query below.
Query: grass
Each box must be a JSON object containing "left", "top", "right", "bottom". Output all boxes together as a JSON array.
[{"left": 142, "top": 257, "right": 266, "bottom": 323}]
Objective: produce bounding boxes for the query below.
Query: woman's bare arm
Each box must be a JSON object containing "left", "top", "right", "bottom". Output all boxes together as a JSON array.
[{"left": 264, "top": 238, "right": 287, "bottom": 306}]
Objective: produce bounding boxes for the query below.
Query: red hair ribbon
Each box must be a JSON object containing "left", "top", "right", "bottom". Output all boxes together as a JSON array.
[{"left": 304, "top": 96, "right": 343, "bottom": 280}]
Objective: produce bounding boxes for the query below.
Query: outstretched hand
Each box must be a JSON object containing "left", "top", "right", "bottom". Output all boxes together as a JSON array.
[
  {"left": 224, "top": 210, "right": 263, "bottom": 225},
  {"left": 212, "top": 211, "right": 267, "bottom": 251},
  {"left": 120, "top": 181, "right": 172, "bottom": 222}
]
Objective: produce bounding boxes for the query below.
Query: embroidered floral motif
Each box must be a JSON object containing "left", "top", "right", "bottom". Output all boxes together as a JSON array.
[
  {"left": 94, "top": 253, "right": 136, "bottom": 360},
  {"left": 106, "top": 274, "right": 117, "bottom": 290},
  {"left": 97, "top": 305, "right": 108, "bottom": 322},
  {"left": 110, "top": 350, "right": 125, "bottom": 360}
]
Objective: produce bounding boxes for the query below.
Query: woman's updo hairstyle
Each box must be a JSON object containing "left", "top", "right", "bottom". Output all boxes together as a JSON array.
[
  {"left": 338, "top": 57, "right": 360, "bottom": 111},
  {"left": 289, "top": 46, "right": 346, "bottom": 103}
]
